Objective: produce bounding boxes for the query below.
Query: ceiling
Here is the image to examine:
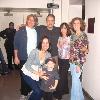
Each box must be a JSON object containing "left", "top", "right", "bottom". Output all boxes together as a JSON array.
[
  {"left": 0, "top": 0, "right": 82, "bottom": 13},
  {"left": 69, "top": 0, "right": 82, "bottom": 5},
  {"left": 0, "top": 8, "right": 51, "bottom": 17},
  {"left": 0, "top": 8, "right": 50, "bottom": 13}
]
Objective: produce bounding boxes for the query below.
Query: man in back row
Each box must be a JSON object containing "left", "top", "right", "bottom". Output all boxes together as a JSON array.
[{"left": 36, "top": 14, "right": 60, "bottom": 68}]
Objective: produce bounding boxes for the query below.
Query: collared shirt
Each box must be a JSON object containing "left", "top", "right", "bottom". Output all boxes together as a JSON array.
[{"left": 26, "top": 26, "right": 37, "bottom": 56}]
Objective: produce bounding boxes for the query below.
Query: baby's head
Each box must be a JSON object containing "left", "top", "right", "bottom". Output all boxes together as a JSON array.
[{"left": 45, "top": 57, "right": 56, "bottom": 70}]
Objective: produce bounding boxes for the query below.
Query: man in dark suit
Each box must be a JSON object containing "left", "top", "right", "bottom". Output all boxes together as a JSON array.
[
  {"left": 14, "top": 14, "right": 38, "bottom": 100},
  {"left": 0, "top": 22, "right": 16, "bottom": 70}
]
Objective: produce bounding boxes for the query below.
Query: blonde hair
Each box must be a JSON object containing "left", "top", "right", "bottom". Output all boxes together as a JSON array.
[{"left": 26, "top": 14, "right": 38, "bottom": 26}]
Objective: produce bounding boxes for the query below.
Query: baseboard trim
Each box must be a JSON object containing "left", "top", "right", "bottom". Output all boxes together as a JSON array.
[{"left": 83, "top": 88, "right": 94, "bottom": 100}]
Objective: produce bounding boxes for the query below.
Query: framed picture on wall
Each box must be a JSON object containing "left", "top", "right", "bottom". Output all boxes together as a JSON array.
[{"left": 87, "top": 17, "right": 95, "bottom": 33}]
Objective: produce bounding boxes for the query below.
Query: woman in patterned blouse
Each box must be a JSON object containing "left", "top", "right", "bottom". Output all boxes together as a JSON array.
[{"left": 69, "top": 17, "right": 89, "bottom": 100}]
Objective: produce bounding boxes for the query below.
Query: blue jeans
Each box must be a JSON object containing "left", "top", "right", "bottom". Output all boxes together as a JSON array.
[
  {"left": 70, "top": 63, "right": 84, "bottom": 100},
  {"left": 22, "top": 74, "right": 43, "bottom": 100}
]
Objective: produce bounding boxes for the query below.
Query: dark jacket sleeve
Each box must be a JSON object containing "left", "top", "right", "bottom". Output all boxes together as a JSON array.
[
  {"left": 0, "top": 48, "right": 4, "bottom": 61},
  {"left": 0, "top": 29, "right": 7, "bottom": 39},
  {"left": 14, "top": 30, "right": 20, "bottom": 50}
]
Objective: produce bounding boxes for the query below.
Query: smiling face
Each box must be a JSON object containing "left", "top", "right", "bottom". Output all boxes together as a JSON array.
[
  {"left": 46, "top": 60, "right": 55, "bottom": 70},
  {"left": 46, "top": 16, "right": 55, "bottom": 30},
  {"left": 26, "top": 16, "right": 36, "bottom": 28},
  {"left": 73, "top": 19, "right": 81, "bottom": 32},
  {"left": 41, "top": 38, "right": 49, "bottom": 52},
  {"left": 61, "top": 25, "right": 68, "bottom": 37}
]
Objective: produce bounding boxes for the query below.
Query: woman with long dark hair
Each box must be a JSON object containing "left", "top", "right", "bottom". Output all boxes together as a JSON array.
[{"left": 54, "top": 22, "right": 71, "bottom": 100}]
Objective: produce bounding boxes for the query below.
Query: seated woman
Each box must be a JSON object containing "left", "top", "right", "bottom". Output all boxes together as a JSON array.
[{"left": 21, "top": 36, "right": 51, "bottom": 100}]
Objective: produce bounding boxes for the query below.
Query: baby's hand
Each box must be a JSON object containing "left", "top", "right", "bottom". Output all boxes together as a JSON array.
[
  {"left": 40, "top": 71, "right": 49, "bottom": 80},
  {"left": 42, "top": 75, "right": 49, "bottom": 80},
  {"left": 49, "top": 85, "right": 56, "bottom": 90}
]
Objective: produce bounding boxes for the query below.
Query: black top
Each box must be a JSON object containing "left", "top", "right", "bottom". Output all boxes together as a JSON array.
[
  {"left": 0, "top": 28, "right": 16, "bottom": 52},
  {"left": 36, "top": 25, "right": 60, "bottom": 57},
  {"left": 0, "top": 28, "right": 16, "bottom": 44}
]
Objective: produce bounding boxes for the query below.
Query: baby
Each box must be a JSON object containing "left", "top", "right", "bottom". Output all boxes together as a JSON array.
[{"left": 40, "top": 57, "right": 59, "bottom": 100}]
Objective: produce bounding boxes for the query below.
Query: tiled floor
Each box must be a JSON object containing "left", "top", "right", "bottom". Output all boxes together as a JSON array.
[{"left": 0, "top": 70, "right": 92, "bottom": 100}]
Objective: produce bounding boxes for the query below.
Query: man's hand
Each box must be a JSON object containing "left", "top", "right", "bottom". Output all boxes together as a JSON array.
[{"left": 14, "top": 56, "right": 20, "bottom": 65}]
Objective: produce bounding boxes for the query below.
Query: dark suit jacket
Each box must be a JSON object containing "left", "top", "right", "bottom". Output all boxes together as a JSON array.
[{"left": 14, "top": 27, "right": 28, "bottom": 60}]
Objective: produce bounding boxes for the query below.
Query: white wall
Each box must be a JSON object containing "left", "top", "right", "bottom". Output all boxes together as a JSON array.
[
  {"left": 53, "top": 0, "right": 69, "bottom": 26},
  {"left": 68, "top": 5, "right": 82, "bottom": 21},
  {"left": 82, "top": 0, "right": 100, "bottom": 100},
  {"left": 53, "top": 0, "right": 61, "bottom": 26},
  {"left": 0, "top": 0, "right": 49, "bottom": 8},
  {"left": 61, "top": 0, "right": 69, "bottom": 23},
  {"left": 53, "top": 0, "right": 82, "bottom": 26}
]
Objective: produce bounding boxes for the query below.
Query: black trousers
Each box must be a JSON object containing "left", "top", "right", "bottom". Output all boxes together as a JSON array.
[
  {"left": 20, "top": 60, "right": 32, "bottom": 96},
  {"left": 54, "top": 58, "right": 70, "bottom": 99},
  {"left": 43, "top": 91, "right": 54, "bottom": 100},
  {"left": 4, "top": 43, "right": 14, "bottom": 70},
  {"left": 6, "top": 52, "right": 14, "bottom": 70}
]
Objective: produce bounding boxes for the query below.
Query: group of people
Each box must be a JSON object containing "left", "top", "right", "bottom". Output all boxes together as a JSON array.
[{"left": 0, "top": 13, "right": 89, "bottom": 100}]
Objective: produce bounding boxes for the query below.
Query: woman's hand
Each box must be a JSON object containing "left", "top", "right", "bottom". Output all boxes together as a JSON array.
[
  {"left": 80, "top": 46, "right": 88, "bottom": 53},
  {"left": 76, "top": 66, "right": 81, "bottom": 73}
]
